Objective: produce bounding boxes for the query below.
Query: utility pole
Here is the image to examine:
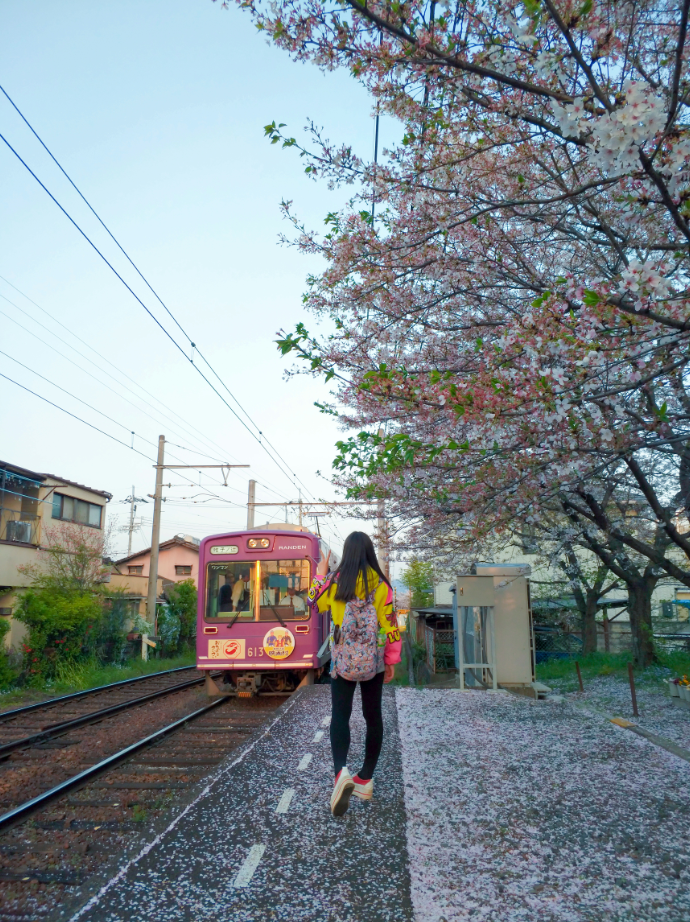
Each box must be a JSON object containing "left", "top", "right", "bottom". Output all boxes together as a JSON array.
[
  {"left": 146, "top": 444, "right": 250, "bottom": 630},
  {"left": 247, "top": 480, "right": 256, "bottom": 530},
  {"left": 376, "top": 427, "right": 390, "bottom": 578},
  {"left": 298, "top": 489, "right": 303, "bottom": 527},
  {"left": 146, "top": 436, "right": 166, "bottom": 633},
  {"left": 128, "top": 485, "right": 136, "bottom": 556},
  {"left": 377, "top": 498, "right": 389, "bottom": 579},
  {"left": 119, "top": 488, "right": 148, "bottom": 556}
]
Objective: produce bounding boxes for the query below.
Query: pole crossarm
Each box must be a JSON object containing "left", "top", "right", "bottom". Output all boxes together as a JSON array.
[{"left": 153, "top": 464, "right": 250, "bottom": 469}]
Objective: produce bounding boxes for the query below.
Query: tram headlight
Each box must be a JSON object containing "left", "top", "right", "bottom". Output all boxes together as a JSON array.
[{"left": 248, "top": 537, "right": 270, "bottom": 549}]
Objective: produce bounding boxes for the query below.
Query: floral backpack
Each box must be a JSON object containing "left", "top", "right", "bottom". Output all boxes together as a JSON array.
[{"left": 331, "top": 590, "right": 380, "bottom": 682}]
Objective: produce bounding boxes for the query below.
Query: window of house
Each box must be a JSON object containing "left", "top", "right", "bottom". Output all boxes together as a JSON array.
[
  {"left": 52, "top": 493, "right": 102, "bottom": 528},
  {"left": 175, "top": 565, "right": 192, "bottom": 576},
  {"left": 0, "top": 608, "right": 11, "bottom": 617},
  {"left": 128, "top": 565, "right": 144, "bottom": 575}
]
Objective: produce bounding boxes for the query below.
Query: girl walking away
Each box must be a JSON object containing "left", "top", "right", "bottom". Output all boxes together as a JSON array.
[{"left": 309, "top": 531, "right": 401, "bottom": 817}]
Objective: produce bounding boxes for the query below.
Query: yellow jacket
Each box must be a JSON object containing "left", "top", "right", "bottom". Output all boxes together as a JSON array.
[{"left": 309, "top": 569, "right": 402, "bottom": 667}]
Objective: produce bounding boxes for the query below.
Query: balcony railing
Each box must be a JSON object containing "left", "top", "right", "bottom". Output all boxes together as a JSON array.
[{"left": 0, "top": 508, "right": 40, "bottom": 545}]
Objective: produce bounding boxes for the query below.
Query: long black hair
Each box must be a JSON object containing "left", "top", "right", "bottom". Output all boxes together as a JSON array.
[{"left": 333, "top": 531, "right": 390, "bottom": 602}]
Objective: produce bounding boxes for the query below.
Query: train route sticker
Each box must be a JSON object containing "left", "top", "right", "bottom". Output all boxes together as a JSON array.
[
  {"left": 208, "top": 638, "right": 246, "bottom": 660},
  {"left": 263, "top": 627, "right": 295, "bottom": 660}
]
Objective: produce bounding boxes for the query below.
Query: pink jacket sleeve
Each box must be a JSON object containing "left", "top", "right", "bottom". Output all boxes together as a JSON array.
[{"left": 385, "top": 637, "right": 402, "bottom": 666}]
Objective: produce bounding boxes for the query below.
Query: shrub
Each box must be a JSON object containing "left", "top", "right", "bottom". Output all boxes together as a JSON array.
[
  {"left": 164, "top": 580, "right": 197, "bottom": 653},
  {"left": 99, "top": 590, "right": 134, "bottom": 666},
  {"left": 14, "top": 586, "right": 104, "bottom": 684},
  {"left": 0, "top": 619, "right": 18, "bottom": 690}
]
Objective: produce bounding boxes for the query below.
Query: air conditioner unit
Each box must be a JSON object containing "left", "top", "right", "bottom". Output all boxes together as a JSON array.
[{"left": 6, "top": 521, "right": 33, "bottom": 543}]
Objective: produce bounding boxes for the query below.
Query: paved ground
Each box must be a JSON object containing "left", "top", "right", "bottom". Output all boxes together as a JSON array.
[
  {"left": 65, "top": 685, "right": 414, "bottom": 922},
  {"left": 62, "top": 685, "right": 690, "bottom": 922},
  {"left": 397, "top": 688, "right": 690, "bottom": 922}
]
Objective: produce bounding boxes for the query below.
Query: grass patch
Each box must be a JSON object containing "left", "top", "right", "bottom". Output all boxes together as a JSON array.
[
  {"left": 537, "top": 650, "right": 690, "bottom": 692},
  {"left": 0, "top": 651, "right": 196, "bottom": 708}
]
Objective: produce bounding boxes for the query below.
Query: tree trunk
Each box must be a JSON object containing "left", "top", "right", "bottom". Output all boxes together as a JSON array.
[
  {"left": 582, "top": 594, "right": 599, "bottom": 654},
  {"left": 627, "top": 578, "right": 656, "bottom": 669}
]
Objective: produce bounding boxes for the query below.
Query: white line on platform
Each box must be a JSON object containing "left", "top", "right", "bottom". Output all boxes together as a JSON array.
[
  {"left": 276, "top": 788, "right": 295, "bottom": 814},
  {"left": 66, "top": 694, "right": 303, "bottom": 922},
  {"left": 321, "top": 716, "right": 331, "bottom": 727},
  {"left": 312, "top": 730, "right": 324, "bottom": 743},
  {"left": 232, "top": 844, "right": 266, "bottom": 888},
  {"left": 297, "top": 753, "right": 313, "bottom": 770}
]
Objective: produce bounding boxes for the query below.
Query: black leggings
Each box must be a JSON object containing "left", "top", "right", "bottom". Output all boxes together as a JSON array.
[{"left": 330, "top": 671, "right": 384, "bottom": 781}]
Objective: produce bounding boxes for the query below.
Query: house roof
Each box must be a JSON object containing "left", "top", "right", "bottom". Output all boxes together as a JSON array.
[
  {"left": 0, "top": 459, "right": 112, "bottom": 500},
  {"left": 115, "top": 535, "right": 200, "bottom": 567}
]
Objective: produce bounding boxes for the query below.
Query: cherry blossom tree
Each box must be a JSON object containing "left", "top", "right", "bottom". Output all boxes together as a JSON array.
[{"left": 226, "top": 0, "right": 690, "bottom": 663}]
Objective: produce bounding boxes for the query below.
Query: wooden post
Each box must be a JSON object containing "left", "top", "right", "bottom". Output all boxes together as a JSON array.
[
  {"left": 628, "top": 662, "right": 639, "bottom": 717},
  {"left": 404, "top": 629, "right": 415, "bottom": 686},
  {"left": 575, "top": 661, "right": 584, "bottom": 693},
  {"left": 602, "top": 612, "right": 610, "bottom": 652}
]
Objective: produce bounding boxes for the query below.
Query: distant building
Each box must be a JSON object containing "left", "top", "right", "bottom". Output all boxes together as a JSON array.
[
  {"left": 106, "top": 571, "right": 171, "bottom": 624},
  {"left": 0, "top": 459, "right": 112, "bottom": 649},
  {"left": 114, "top": 535, "right": 200, "bottom": 586}
]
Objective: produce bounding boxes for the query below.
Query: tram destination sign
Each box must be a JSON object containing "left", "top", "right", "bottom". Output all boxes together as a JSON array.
[{"left": 210, "top": 545, "right": 239, "bottom": 555}]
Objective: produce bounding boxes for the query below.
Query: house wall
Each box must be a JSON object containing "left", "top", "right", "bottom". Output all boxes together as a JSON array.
[
  {"left": 0, "top": 469, "right": 110, "bottom": 651},
  {"left": 475, "top": 545, "right": 683, "bottom": 621},
  {"left": 107, "top": 573, "right": 168, "bottom": 623},
  {"left": 121, "top": 545, "right": 199, "bottom": 584}
]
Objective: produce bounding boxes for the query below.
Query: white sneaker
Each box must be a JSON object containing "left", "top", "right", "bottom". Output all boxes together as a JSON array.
[
  {"left": 352, "top": 775, "right": 373, "bottom": 800},
  {"left": 330, "top": 768, "right": 355, "bottom": 816}
]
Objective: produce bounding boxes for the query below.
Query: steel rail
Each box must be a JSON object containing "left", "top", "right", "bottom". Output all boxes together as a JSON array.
[
  {"left": 0, "top": 674, "right": 212, "bottom": 759},
  {"left": 0, "top": 664, "right": 198, "bottom": 723},
  {"left": 0, "top": 697, "right": 228, "bottom": 834}
]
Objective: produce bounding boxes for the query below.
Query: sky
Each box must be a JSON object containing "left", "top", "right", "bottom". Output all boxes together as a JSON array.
[{"left": 0, "top": 0, "right": 397, "bottom": 570}]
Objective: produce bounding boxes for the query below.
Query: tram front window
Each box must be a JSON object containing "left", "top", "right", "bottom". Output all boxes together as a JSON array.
[
  {"left": 206, "top": 563, "right": 255, "bottom": 620},
  {"left": 205, "top": 559, "right": 311, "bottom": 621},
  {"left": 259, "top": 559, "right": 310, "bottom": 621}
]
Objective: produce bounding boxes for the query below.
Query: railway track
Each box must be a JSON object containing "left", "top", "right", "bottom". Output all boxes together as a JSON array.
[{"left": 0, "top": 670, "right": 283, "bottom": 922}]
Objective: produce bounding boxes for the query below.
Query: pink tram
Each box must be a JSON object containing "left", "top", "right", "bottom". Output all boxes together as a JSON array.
[{"left": 196, "top": 527, "right": 338, "bottom": 696}]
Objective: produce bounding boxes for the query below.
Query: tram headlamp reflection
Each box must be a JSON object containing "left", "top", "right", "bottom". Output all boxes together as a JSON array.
[{"left": 247, "top": 538, "right": 270, "bottom": 549}]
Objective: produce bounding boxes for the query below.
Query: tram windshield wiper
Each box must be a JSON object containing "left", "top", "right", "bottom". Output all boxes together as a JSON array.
[
  {"left": 225, "top": 610, "right": 243, "bottom": 630},
  {"left": 266, "top": 605, "right": 288, "bottom": 629}
]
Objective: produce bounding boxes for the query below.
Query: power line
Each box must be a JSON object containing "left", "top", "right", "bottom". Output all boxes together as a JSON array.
[
  {"left": 0, "top": 132, "right": 293, "bottom": 484},
  {"left": 0, "top": 86, "right": 316, "bottom": 500},
  {"left": 0, "top": 302, "right": 228, "bottom": 465},
  {"left": 0, "top": 280, "right": 294, "bottom": 504},
  {"left": 0, "top": 361, "right": 236, "bottom": 504},
  {"left": 0, "top": 276, "right": 243, "bottom": 466},
  {"left": 0, "top": 370, "right": 157, "bottom": 460}
]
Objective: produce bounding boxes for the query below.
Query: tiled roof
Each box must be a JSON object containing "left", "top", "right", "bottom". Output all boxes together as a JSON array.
[{"left": 114, "top": 535, "right": 200, "bottom": 566}]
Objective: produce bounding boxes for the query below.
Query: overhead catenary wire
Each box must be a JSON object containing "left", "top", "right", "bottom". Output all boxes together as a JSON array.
[
  {"left": 0, "top": 275, "right": 290, "bottom": 496},
  {"left": 0, "top": 366, "right": 244, "bottom": 508},
  {"left": 0, "top": 131, "right": 306, "bottom": 500},
  {"left": 0, "top": 347, "right": 228, "bottom": 483},
  {"left": 0, "top": 304, "right": 230, "bottom": 469},
  {"left": 0, "top": 86, "right": 316, "bottom": 501},
  {"left": 0, "top": 278, "right": 245, "bottom": 468}
]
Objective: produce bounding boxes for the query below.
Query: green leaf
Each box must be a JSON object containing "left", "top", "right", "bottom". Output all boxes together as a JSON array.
[{"left": 582, "top": 289, "right": 601, "bottom": 307}]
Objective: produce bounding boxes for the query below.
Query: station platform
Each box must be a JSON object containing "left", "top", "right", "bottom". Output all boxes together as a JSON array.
[
  {"left": 67, "top": 684, "right": 690, "bottom": 922},
  {"left": 68, "top": 685, "right": 414, "bottom": 922}
]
